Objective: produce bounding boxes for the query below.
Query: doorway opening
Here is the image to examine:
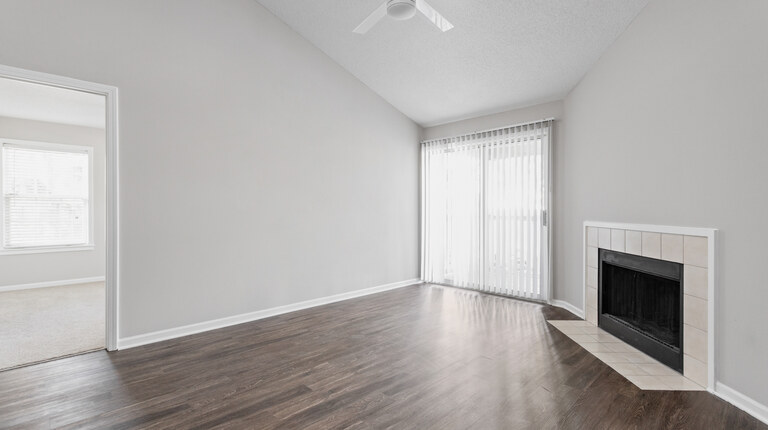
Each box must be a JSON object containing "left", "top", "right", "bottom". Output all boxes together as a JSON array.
[{"left": 0, "top": 65, "right": 118, "bottom": 370}]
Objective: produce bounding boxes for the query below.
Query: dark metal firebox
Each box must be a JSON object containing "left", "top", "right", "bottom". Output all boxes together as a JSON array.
[{"left": 598, "top": 249, "right": 684, "bottom": 372}]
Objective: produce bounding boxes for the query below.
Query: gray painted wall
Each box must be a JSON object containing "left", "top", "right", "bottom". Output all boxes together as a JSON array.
[
  {"left": 559, "top": 0, "right": 768, "bottom": 405},
  {"left": 0, "top": 116, "right": 106, "bottom": 286},
  {"left": 0, "top": 0, "right": 420, "bottom": 338}
]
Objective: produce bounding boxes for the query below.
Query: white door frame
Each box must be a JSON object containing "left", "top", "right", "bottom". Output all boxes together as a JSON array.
[{"left": 0, "top": 64, "right": 119, "bottom": 351}]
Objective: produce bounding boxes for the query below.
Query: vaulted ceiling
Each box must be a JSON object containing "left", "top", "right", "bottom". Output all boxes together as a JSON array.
[{"left": 256, "top": 0, "right": 649, "bottom": 126}]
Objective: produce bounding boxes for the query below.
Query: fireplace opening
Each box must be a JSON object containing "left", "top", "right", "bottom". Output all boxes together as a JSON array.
[{"left": 599, "top": 249, "right": 684, "bottom": 372}]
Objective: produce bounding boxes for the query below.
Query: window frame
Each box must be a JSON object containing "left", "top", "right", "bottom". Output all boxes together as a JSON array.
[{"left": 0, "top": 137, "right": 94, "bottom": 255}]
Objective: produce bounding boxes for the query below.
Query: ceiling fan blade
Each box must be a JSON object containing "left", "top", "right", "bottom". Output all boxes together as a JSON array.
[
  {"left": 415, "top": 0, "right": 454, "bottom": 32},
  {"left": 353, "top": 2, "right": 388, "bottom": 34}
]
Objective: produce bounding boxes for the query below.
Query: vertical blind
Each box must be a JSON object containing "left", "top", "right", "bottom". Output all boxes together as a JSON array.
[
  {"left": 421, "top": 120, "right": 551, "bottom": 300},
  {"left": 2, "top": 143, "right": 90, "bottom": 248}
]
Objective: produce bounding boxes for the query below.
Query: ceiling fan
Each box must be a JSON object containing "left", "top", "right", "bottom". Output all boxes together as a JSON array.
[{"left": 353, "top": 0, "right": 454, "bottom": 34}]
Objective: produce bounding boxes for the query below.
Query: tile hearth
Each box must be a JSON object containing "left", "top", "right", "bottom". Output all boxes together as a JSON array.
[{"left": 548, "top": 320, "right": 704, "bottom": 391}]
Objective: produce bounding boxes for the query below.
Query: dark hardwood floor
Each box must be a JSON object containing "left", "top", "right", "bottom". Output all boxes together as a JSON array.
[{"left": 0, "top": 283, "right": 764, "bottom": 429}]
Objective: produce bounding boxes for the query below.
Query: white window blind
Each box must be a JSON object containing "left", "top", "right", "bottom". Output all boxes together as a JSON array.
[
  {"left": 2, "top": 143, "right": 91, "bottom": 249},
  {"left": 421, "top": 120, "right": 551, "bottom": 300}
]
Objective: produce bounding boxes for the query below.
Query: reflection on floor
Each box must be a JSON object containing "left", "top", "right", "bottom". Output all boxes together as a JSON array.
[
  {"left": 547, "top": 319, "right": 703, "bottom": 391},
  {"left": 0, "top": 282, "right": 104, "bottom": 370}
]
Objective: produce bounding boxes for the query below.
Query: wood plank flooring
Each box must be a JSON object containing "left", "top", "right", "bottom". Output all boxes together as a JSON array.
[{"left": 0, "top": 283, "right": 764, "bottom": 429}]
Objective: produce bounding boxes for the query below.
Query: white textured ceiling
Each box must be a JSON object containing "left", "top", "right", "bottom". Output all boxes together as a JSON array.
[
  {"left": 256, "top": 0, "right": 648, "bottom": 126},
  {"left": 0, "top": 77, "right": 105, "bottom": 128}
]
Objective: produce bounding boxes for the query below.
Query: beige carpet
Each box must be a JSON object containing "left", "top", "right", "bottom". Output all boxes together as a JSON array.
[{"left": 0, "top": 282, "right": 105, "bottom": 370}]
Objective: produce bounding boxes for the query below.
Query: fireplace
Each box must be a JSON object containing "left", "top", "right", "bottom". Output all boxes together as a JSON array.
[{"left": 598, "top": 248, "right": 683, "bottom": 372}]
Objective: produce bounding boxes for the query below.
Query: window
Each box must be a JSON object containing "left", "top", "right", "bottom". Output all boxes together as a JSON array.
[
  {"left": 421, "top": 120, "right": 551, "bottom": 300},
  {"left": 1, "top": 139, "right": 92, "bottom": 251}
]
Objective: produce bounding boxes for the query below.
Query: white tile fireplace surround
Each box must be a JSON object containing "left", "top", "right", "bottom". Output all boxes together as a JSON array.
[{"left": 579, "top": 221, "right": 716, "bottom": 390}]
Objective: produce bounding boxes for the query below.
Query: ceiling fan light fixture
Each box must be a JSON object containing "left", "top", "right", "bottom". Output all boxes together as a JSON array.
[
  {"left": 387, "top": 0, "right": 416, "bottom": 20},
  {"left": 352, "top": 0, "right": 452, "bottom": 34}
]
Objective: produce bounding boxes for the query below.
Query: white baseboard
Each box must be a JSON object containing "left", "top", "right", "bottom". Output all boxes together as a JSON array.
[
  {"left": 714, "top": 382, "right": 768, "bottom": 425},
  {"left": 118, "top": 278, "right": 422, "bottom": 349},
  {"left": 0, "top": 276, "right": 106, "bottom": 293},
  {"left": 550, "top": 299, "right": 585, "bottom": 319}
]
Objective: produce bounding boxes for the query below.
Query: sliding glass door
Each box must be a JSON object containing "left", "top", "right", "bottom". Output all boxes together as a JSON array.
[{"left": 421, "top": 120, "right": 551, "bottom": 300}]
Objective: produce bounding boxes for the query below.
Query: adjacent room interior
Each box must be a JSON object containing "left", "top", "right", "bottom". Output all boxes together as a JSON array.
[
  {"left": 0, "top": 0, "right": 766, "bottom": 428},
  {"left": 0, "top": 77, "right": 106, "bottom": 370}
]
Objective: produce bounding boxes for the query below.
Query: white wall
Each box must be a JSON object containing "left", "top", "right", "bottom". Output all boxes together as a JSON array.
[
  {"left": 559, "top": 0, "right": 768, "bottom": 407},
  {"left": 0, "top": 116, "right": 105, "bottom": 286},
  {"left": 0, "top": 1, "right": 420, "bottom": 338}
]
